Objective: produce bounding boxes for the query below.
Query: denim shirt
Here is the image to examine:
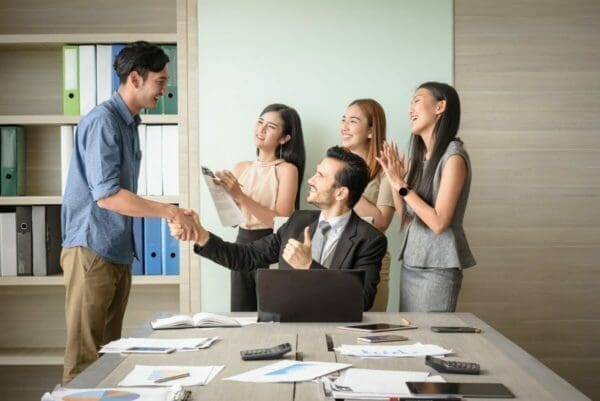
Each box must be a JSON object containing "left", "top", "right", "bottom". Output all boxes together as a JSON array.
[{"left": 61, "top": 93, "right": 142, "bottom": 264}]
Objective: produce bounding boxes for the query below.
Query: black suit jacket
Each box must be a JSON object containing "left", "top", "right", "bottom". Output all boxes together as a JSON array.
[{"left": 194, "top": 210, "right": 387, "bottom": 310}]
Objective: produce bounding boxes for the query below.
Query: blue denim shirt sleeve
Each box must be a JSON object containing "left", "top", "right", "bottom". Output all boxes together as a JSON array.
[{"left": 85, "top": 117, "right": 122, "bottom": 201}]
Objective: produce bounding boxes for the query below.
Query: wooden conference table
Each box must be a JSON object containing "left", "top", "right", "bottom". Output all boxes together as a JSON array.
[{"left": 69, "top": 312, "right": 590, "bottom": 401}]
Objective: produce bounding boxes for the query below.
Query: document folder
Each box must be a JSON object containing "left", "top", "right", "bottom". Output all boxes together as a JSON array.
[
  {"left": 1, "top": 125, "right": 25, "bottom": 196},
  {"left": 62, "top": 45, "right": 79, "bottom": 115},
  {"left": 78, "top": 45, "right": 97, "bottom": 115},
  {"left": 0, "top": 212, "right": 17, "bottom": 276},
  {"left": 132, "top": 217, "right": 144, "bottom": 275},
  {"left": 96, "top": 44, "right": 113, "bottom": 104},
  {"left": 161, "top": 218, "right": 179, "bottom": 275},
  {"left": 162, "top": 44, "right": 178, "bottom": 114},
  {"left": 143, "top": 217, "right": 162, "bottom": 275},
  {"left": 32, "top": 206, "right": 61, "bottom": 276},
  {"left": 16, "top": 206, "right": 33, "bottom": 276},
  {"left": 111, "top": 44, "right": 125, "bottom": 94}
]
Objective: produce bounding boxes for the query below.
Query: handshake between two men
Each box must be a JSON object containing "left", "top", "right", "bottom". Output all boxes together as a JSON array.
[{"left": 169, "top": 210, "right": 314, "bottom": 270}]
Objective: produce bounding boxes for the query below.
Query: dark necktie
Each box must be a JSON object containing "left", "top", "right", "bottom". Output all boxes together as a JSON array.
[{"left": 312, "top": 221, "right": 332, "bottom": 264}]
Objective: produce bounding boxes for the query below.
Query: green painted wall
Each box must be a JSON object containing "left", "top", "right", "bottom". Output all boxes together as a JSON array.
[{"left": 197, "top": 0, "right": 453, "bottom": 312}]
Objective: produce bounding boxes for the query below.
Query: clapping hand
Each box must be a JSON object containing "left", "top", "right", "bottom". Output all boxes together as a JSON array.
[
  {"left": 282, "top": 226, "right": 312, "bottom": 269},
  {"left": 376, "top": 141, "right": 408, "bottom": 191}
]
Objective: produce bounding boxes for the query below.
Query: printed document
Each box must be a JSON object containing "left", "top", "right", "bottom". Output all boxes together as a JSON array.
[
  {"left": 119, "top": 365, "right": 224, "bottom": 387},
  {"left": 224, "top": 360, "right": 351, "bottom": 383},
  {"left": 99, "top": 337, "right": 218, "bottom": 353},
  {"left": 335, "top": 342, "right": 451, "bottom": 358},
  {"left": 202, "top": 166, "right": 244, "bottom": 227}
]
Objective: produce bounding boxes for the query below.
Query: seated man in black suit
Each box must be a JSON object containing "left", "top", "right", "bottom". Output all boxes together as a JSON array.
[{"left": 171, "top": 146, "right": 387, "bottom": 310}]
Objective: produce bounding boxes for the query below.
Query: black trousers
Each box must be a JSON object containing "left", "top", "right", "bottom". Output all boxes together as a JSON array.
[{"left": 230, "top": 227, "right": 273, "bottom": 312}]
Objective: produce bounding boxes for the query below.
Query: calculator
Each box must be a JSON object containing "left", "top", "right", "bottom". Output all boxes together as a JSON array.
[
  {"left": 425, "top": 355, "right": 481, "bottom": 375},
  {"left": 240, "top": 342, "right": 292, "bottom": 361}
]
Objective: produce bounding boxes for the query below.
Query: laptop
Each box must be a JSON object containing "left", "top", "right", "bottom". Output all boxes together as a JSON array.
[{"left": 256, "top": 269, "right": 365, "bottom": 322}]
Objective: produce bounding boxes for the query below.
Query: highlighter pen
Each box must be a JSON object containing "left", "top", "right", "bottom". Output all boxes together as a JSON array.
[{"left": 154, "top": 372, "right": 190, "bottom": 383}]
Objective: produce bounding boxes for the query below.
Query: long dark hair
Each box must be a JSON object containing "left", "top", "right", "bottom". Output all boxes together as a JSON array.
[
  {"left": 348, "top": 99, "right": 386, "bottom": 181},
  {"left": 258, "top": 103, "right": 306, "bottom": 209},
  {"left": 405, "top": 82, "right": 461, "bottom": 218}
]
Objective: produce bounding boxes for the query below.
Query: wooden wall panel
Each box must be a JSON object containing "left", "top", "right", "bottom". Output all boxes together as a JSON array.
[{"left": 454, "top": 1, "right": 600, "bottom": 399}]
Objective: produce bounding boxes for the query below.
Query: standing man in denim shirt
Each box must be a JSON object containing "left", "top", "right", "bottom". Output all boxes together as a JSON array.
[{"left": 60, "top": 42, "right": 198, "bottom": 384}]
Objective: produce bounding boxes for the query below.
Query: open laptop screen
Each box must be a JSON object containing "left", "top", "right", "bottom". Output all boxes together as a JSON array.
[{"left": 256, "top": 269, "right": 365, "bottom": 322}]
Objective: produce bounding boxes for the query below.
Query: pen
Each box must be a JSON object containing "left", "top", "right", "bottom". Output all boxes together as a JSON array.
[
  {"left": 389, "top": 396, "right": 463, "bottom": 401},
  {"left": 153, "top": 372, "right": 190, "bottom": 383}
]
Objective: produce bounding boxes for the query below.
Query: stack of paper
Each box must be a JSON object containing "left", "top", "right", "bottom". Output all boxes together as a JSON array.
[
  {"left": 42, "top": 385, "right": 187, "bottom": 401},
  {"left": 224, "top": 360, "right": 351, "bottom": 383},
  {"left": 100, "top": 337, "right": 218, "bottom": 353},
  {"left": 323, "top": 368, "right": 446, "bottom": 400},
  {"left": 119, "top": 365, "right": 224, "bottom": 387},
  {"left": 335, "top": 342, "right": 451, "bottom": 358}
]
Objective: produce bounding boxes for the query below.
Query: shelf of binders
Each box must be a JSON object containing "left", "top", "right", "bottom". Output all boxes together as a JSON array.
[
  {"left": 0, "top": 275, "right": 182, "bottom": 287},
  {"left": 0, "top": 195, "right": 179, "bottom": 206},
  {"left": 0, "top": 115, "right": 179, "bottom": 125}
]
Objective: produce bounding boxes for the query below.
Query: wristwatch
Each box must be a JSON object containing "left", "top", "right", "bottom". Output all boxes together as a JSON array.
[{"left": 398, "top": 186, "right": 411, "bottom": 197}]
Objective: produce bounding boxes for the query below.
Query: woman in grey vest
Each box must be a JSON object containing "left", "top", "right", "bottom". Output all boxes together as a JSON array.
[{"left": 378, "top": 82, "right": 475, "bottom": 312}]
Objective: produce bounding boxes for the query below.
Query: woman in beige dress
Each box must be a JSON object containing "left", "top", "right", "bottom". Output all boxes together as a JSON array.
[
  {"left": 214, "top": 104, "right": 305, "bottom": 311},
  {"left": 340, "top": 99, "right": 394, "bottom": 311}
]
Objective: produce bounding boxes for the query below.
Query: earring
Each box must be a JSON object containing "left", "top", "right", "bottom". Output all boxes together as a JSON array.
[{"left": 279, "top": 145, "right": 283, "bottom": 159}]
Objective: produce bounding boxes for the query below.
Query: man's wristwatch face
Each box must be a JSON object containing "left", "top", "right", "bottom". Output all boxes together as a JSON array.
[{"left": 399, "top": 186, "right": 410, "bottom": 197}]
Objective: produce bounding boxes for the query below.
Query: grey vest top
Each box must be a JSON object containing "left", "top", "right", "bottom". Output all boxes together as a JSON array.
[{"left": 401, "top": 140, "right": 476, "bottom": 269}]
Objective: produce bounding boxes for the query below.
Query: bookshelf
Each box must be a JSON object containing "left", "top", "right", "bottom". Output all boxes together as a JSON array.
[{"left": 0, "top": 0, "right": 197, "bottom": 365}]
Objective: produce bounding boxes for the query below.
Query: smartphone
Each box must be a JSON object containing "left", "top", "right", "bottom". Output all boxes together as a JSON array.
[
  {"left": 337, "top": 322, "right": 417, "bottom": 332},
  {"left": 357, "top": 334, "right": 408, "bottom": 343},
  {"left": 122, "top": 346, "right": 176, "bottom": 354},
  {"left": 406, "top": 382, "right": 515, "bottom": 398},
  {"left": 431, "top": 326, "right": 481, "bottom": 333}
]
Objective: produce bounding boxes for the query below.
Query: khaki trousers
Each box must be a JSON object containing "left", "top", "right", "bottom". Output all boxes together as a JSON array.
[
  {"left": 61, "top": 246, "right": 131, "bottom": 384},
  {"left": 370, "top": 250, "right": 390, "bottom": 312}
]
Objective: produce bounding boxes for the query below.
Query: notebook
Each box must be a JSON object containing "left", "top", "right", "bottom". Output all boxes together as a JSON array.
[{"left": 256, "top": 269, "right": 365, "bottom": 322}]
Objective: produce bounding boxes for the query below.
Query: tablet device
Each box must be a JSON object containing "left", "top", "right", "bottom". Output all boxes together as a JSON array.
[
  {"left": 406, "top": 382, "right": 515, "bottom": 398},
  {"left": 357, "top": 334, "right": 408, "bottom": 343},
  {"left": 337, "top": 321, "right": 417, "bottom": 332}
]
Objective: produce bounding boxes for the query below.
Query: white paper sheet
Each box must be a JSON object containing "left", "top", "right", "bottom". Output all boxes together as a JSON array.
[
  {"left": 335, "top": 342, "right": 452, "bottom": 358},
  {"left": 323, "top": 371, "right": 446, "bottom": 400},
  {"left": 100, "top": 337, "right": 218, "bottom": 353},
  {"left": 118, "top": 365, "right": 224, "bottom": 387},
  {"left": 224, "top": 360, "right": 351, "bottom": 383},
  {"left": 202, "top": 166, "right": 244, "bottom": 227}
]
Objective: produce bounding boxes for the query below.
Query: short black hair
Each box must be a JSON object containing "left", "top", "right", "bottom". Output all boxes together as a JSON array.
[
  {"left": 326, "top": 146, "right": 370, "bottom": 208},
  {"left": 113, "top": 41, "right": 169, "bottom": 84}
]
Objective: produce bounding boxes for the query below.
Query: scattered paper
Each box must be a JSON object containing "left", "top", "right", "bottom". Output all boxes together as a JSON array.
[
  {"left": 335, "top": 342, "right": 452, "bottom": 358},
  {"left": 224, "top": 360, "right": 351, "bottom": 383},
  {"left": 100, "top": 337, "right": 218, "bottom": 353},
  {"left": 323, "top": 369, "right": 446, "bottom": 400},
  {"left": 118, "top": 365, "right": 224, "bottom": 387}
]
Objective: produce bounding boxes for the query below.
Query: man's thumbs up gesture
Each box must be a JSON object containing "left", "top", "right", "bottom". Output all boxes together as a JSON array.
[{"left": 283, "top": 226, "right": 313, "bottom": 269}]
